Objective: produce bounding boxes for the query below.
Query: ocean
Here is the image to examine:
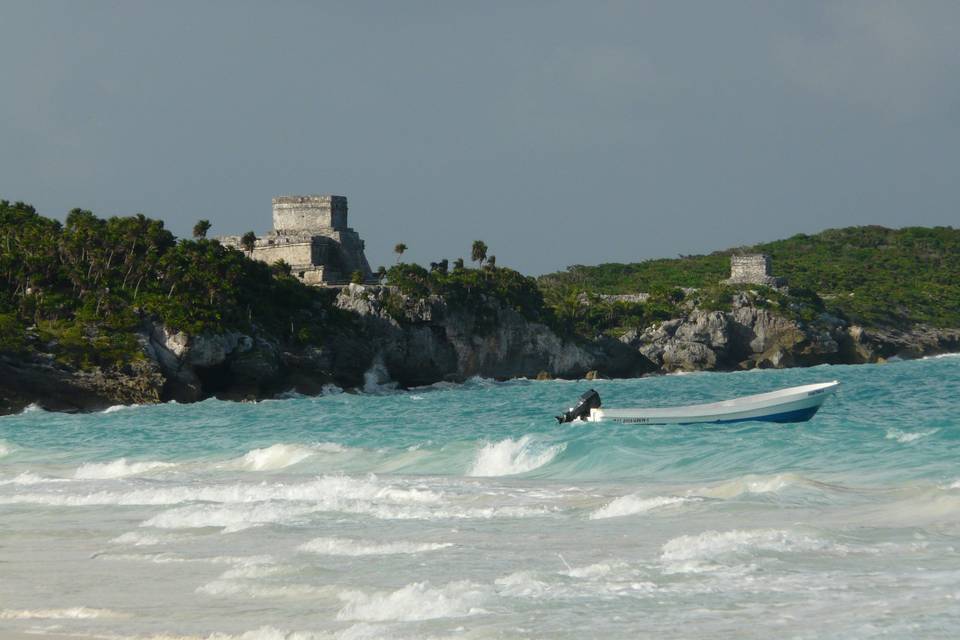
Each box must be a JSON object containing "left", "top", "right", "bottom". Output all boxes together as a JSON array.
[{"left": 2, "top": 355, "right": 959, "bottom": 639}]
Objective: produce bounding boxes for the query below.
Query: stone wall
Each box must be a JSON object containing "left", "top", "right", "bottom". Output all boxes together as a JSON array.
[
  {"left": 724, "top": 254, "right": 785, "bottom": 287},
  {"left": 272, "top": 195, "right": 347, "bottom": 233},
  {"left": 218, "top": 194, "right": 374, "bottom": 286}
]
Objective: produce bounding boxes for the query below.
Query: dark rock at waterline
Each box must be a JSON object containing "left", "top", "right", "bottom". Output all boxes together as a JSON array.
[{"left": 0, "top": 353, "right": 164, "bottom": 415}]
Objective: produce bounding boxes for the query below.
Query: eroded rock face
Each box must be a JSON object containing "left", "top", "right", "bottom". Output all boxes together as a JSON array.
[
  {"left": 333, "top": 285, "right": 654, "bottom": 386},
  {"left": 0, "top": 353, "right": 165, "bottom": 415},
  {"left": 624, "top": 305, "right": 847, "bottom": 373}
]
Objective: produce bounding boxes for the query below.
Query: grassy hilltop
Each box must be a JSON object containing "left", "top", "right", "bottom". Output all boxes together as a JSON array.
[{"left": 539, "top": 226, "right": 960, "bottom": 331}]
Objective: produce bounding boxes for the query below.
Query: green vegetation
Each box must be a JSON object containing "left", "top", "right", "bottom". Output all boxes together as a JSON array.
[
  {"left": 2, "top": 195, "right": 955, "bottom": 374},
  {"left": 385, "top": 261, "right": 551, "bottom": 333},
  {"left": 540, "top": 226, "right": 960, "bottom": 330},
  {"left": 0, "top": 200, "right": 344, "bottom": 369}
]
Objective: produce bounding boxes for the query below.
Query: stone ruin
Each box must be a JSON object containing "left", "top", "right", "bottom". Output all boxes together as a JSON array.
[
  {"left": 220, "top": 195, "right": 374, "bottom": 286},
  {"left": 723, "top": 254, "right": 785, "bottom": 287},
  {"left": 723, "top": 254, "right": 786, "bottom": 287}
]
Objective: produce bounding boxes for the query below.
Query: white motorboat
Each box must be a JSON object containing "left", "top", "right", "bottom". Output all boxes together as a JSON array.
[{"left": 555, "top": 381, "right": 840, "bottom": 425}]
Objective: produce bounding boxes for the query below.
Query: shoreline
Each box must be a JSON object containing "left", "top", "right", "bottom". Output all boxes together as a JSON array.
[{"left": 3, "top": 349, "right": 959, "bottom": 418}]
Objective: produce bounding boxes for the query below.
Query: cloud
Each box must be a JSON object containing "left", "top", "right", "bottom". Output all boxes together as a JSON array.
[{"left": 776, "top": 1, "right": 960, "bottom": 117}]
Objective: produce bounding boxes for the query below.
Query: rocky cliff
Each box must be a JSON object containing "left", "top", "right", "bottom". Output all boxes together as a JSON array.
[
  {"left": 2, "top": 286, "right": 957, "bottom": 415},
  {"left": 619, "top": 292, "right": 960, "bottom": 373}
]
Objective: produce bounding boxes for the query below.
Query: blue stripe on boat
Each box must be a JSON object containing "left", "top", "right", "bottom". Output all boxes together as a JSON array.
[{"left": 684, "top": 405, "right": 822, "bottom": 426}]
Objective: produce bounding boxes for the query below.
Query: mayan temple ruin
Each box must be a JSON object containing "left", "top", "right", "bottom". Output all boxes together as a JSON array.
[
  {"left": 723, "top": 254, "right": 786, "bottom": 287},
  {"left": 220, "top": 195, "right": 374, "bottom": 286}
]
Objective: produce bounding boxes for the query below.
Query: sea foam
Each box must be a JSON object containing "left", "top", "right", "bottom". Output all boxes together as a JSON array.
[
  {"left": 336, "top": 580, "right": 490, "bottom": 621},
  {"left": 468, "top": 435, "right": 564, "bottom": 477},
  {"left": 660, "top": 528, "right": 841, "bottom": 573},
  {"left": 589, "top": 495, "right": 696, "bottom": 519},
  {"left": 0, "top": 607, "right": 125, "bottom": 619},
  {"left": 886, "top": 428, "right": 939, "bottom": 444},
  {"left": 235, "top": 443, "right": 318, "bottom": 471},
  {"left": 75, "top": 458, "right": 177, "bottom": 479},
  {"left": 299, "top": 536, "right": 453, "bottom": 556}
]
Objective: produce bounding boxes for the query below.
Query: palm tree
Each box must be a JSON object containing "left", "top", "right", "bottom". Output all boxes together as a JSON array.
[
  {"left": 192, "top": 219, "right": 211, "bottom": 239},
  {"left": 471, "top": 240, "right": 487, "bottom": 267},
  {"left": 485, "top": 255, "right": 496, "bottom": 269},
  {"left": 394, "top": 243, "right": 407, "bottom": 263},
  {"left": 241, "top": 231, "right": 257, "bottom": 253}
]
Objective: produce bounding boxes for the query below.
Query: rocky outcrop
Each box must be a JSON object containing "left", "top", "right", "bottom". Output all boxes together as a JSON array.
[
  {"left": 3, "top": 283, "right": 958, "bottom": 415},
  {"left": 333, "top": 284, "right": 654, "bottom": 386},
  {"left": 0, "top": 352, "right": 164, "bottom": 414},
  {"left": 842, "top": 324, "right": 960, "bottom": 363},
  {"left": 622, "top": 300, "right": 846, "bottom": 373}
]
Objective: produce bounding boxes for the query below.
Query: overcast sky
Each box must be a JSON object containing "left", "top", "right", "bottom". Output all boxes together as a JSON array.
[{"left": 2, "top": 1, "right": 958, "bottom": 274}]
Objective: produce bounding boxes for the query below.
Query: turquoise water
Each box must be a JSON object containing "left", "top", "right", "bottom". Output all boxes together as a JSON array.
[{"left": 2, "top": 356, "right": 959, "bottom": 639}]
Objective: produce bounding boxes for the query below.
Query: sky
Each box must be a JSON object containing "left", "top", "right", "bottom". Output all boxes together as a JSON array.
[{"left": 1, "top": 1, "right": 958, "bottom": 275}]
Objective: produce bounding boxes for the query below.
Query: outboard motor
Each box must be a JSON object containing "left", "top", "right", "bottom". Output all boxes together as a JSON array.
[{"left": 556, "top": 389, "right": 601, "bottom": 423}]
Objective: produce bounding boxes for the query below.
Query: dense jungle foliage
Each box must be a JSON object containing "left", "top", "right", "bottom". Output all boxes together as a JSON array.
[
  {"left": 540, "top": 226, "right": 960, "bottom": 329},
  {"left": 0, "top": 200, "right": 335, "bottom": 367}
]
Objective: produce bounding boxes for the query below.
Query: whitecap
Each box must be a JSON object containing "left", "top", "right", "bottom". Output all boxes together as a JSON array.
[
  {"left": 74, "top": 458, "right": 177, "bottom": 479},
  {"left": 886, "top": 428, "right": 939, "bottom": 444},
  {"left": 0, "top": 606, "right": 125, "bottom": 619},
  {"left": 196, "top": 560, "right": 335, "bottom": 600},
  {"left": 4, "top": 474, "right": 439, "bottom": 507},
  {"left": 564, "top": 562, "right": 618, "bottom": 579},
  {"left": 143, "top": 502, "right": 319, "bottom": 532},
  {"left": 110, "top": 531, "right": 176, "bottom": 546},
  {"left": 691, "top": 473, "right": 811, "bottom": 499},
  {"left": 660, "top": 528, "right": 842, "bottom": 574},
  {"left": 198, "top": 580, "right": 332, "bottom": 599},
  {"left": 298, "top": 536, "right": 453, "bottom": 556},
  {"left": 0, "top": 471, "right": 70, "bottom": 485},
  {"left": 0, "top": 440, "right": 11, "bottom": 457},
  {"left": 468, "top": 435, "right": 564, "bottom": 477},
  {"left": 589, "top": 495, "right": 696, "bottom": 520},
  {"left": 102, "top": 403, "right": 144, "bottom": 413},
  {"left": 362, "top": 357, "right": 397, "bottom": 393},
  {"left": 336, "top": 580, "right": 490, "bottom": 622},
  {"left": 235, "top": 443, "right": 317, "bottom": 471},
  {"left": 494, "top": 571, "right": 551, "bottom": 598}
]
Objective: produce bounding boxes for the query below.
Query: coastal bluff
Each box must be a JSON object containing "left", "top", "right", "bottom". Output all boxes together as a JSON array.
[{"left": 3, "top": 282, "right": 958, "bottom": 414}]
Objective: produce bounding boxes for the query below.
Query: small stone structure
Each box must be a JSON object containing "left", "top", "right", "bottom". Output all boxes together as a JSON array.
[
  {"left": 723, "top": 254, "right": 786, "bottom": 287},
  {"left": 220, "top": 195, "right": 374, "bottom": 286}
]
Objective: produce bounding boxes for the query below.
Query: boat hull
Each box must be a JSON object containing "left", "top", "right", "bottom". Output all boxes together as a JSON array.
[{"left": 587, "top": 381, "right": 839, "bottom": 425}]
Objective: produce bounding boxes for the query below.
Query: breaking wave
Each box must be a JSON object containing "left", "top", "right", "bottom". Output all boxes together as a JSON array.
[
  {"left": 0, "top": 471, "right": 70, "bottom": 485},
  {"left": 75, "top": 458, "right": 177, "bottom": 479},
  {"left": 590, "top": 495, "right": 697, "bottom": 519},
  {"left": 468, "top": 435, "right": 565, "bottom": 477},
  {"left": 0, "top": 607, "right": 125, "bottom": 619},
  {"left": 299, "top": 536, "right": 453, "bottom": 556},
  {"left": 660, "top": 528, "right": 846, "bottom": 573},
  {"left": 234, "top": 443, "right": 319, "bottom": 471},
  {"left": 336, "top": 580, "right": 490, "bottom": 621}
]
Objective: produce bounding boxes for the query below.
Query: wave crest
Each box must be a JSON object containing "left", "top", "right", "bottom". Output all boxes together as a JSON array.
[
  {"left": 75, "top": 458, "right": 177, "bottom": 479},
  {"left": 299, "top": 536, "right": 453, "bottom": 556},
  {"left": 468, "top": 435, "right": 564, "bottom": 477},
  {"left": 336, "top": 580, "right": 490, "bottom": 621},
  {"left": 590, "top": 495, "right": 696, "bottom": 520}
]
